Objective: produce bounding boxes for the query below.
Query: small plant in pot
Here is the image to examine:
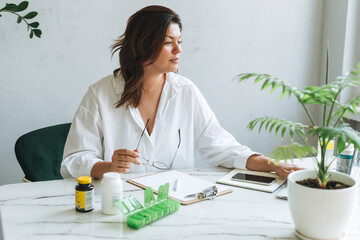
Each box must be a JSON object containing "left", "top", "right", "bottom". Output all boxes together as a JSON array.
[{"left": 235, "top": 48, "right": 360, "bottom": 239}]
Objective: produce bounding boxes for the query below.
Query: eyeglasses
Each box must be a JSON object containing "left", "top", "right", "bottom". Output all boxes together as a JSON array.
[{"left": 136, "top": 119, "right": 181, "bottom": 170}]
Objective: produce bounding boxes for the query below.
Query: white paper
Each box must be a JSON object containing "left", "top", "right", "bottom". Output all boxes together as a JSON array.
[{"left": 131, "top": 170, "right": 231, "bottom": 202}]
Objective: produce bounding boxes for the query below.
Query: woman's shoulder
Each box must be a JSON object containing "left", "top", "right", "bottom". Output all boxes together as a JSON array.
[
  {"left": 167, "top": 72, "right": 199, "bottom": 94},
  {"left": 88, "top": 74, "right": 124, "bottom": 96}
]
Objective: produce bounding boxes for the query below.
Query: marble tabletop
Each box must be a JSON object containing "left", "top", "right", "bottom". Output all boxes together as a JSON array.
[{"left": 0, "top": 167, "right": 359, "bottom": 240}]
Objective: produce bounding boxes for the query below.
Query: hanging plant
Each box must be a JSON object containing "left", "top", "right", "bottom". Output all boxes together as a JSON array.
[{"left": 0, "top": 1, "right": 42, "bottom": 38}]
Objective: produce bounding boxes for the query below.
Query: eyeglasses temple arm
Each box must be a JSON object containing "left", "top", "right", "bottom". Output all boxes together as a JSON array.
[
  {"left": 169, "top": 129, "right": 181, "bottom": 169},
  {"left": 135, "top": 118, "right": 150, "bottom": 150}
]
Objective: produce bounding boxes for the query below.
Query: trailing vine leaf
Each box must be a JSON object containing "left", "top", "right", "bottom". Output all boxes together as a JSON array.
[
  {"left": 270, "top": 143, "right": 316, "bottom": 164},
  {"left": 0, "top": 1, "right": 41, "bottom": 39},
  {"left": 29, "top": 22, "right": 39, "bottom": 28},
  {"left": 0, "top": 3, "right": 18, "bottom": 12},
  {"left": 16, "top": 1, "right": 28, "bottom": 12},
  {"left": 23, "top": 11, "right": 37, "bottom": 19},
  {"left": 247, "top": 116, "right": 308, "bottom": 141},
  {"left": 33, "top": 29, "right": 42, "bottom": 38}
]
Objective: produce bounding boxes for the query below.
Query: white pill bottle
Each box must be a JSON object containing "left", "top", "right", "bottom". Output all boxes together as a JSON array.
[{"left": 101, "top": 172, "right": 123, "bottom": 215}]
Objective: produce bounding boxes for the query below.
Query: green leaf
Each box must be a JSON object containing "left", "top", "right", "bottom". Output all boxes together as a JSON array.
[
  {"left": 270, "top": 81, "right": 281, "bottom": 93},
  {"left": 309, "top": 124, "right": 360, "bottom": 155},
  {"left": 289, "top": 126, "right": 295, "bottom": 140},
  {"left": 16, "top": 1, "right": 29, "bottom": 12},
  {"left": 295, "top": 129, "right": 306, "bottom": 139},
  {"left": 261, "top": 79, "right": 271, "bottom": 90},
  {"left": 258, "top": 118, "right": 266, "bottom": 134},
  {"left": 270, "top": 143, "right": 316, "bottom": 162},
  {"left": 286, "top": 147, "right": 294, "bottom": 160},
  {"left": 275, "top": 124, "right": 282, "bottom": 135},
  {"left": 265, "top": 119, "right": 272, "bottom": 130},
  {"left": 254, "top": 75, "right": 266, "bottom": 83},
  {"left": 279, "top": 90, "right": 287, "bottom": 100},
  {"left": 269, "top": 120, "right": 277, "bottom": 133},
  {"left": 17, "top": 16, "right": 22, "bottom": 24},
  {"left": 23, "top": 11, "right": 38, "bottom": 19},
  {"left": 235, "top": 73, "right": 256, "bottom": 82},
  {"left": 29, "top": 31, "right": 34, "bottom": 39},
  {"left": 281, "top": 126, "right": 287, "bottom": 139},
  {"left": 29, "top": 22, "right": 39, "bottom": 28},
  {"left": 0, "top": 3, "right": 18, "bottom": 12},
  {"left": 33, "top": 29, "right": 42, "bottom": 38}
]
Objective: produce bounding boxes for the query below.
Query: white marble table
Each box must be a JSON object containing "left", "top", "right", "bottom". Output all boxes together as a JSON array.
[{"left": 0, "top": 167, "right": 359, "bottom": 240}]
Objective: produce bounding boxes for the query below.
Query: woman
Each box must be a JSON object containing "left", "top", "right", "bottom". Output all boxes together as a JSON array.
[{"left": 61, "top": 5, "right": 301, "bottom": 179}]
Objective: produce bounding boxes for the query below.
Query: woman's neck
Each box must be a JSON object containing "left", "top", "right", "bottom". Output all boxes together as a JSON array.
[{"left": 141, "top": 72, "right": 166, "bottom": 92}]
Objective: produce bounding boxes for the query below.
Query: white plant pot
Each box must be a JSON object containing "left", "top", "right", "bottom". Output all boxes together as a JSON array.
[{"left": 288, "top": 170, "right": 357, "bottom": 239}]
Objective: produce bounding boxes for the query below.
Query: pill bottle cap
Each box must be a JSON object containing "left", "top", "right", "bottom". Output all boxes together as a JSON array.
[
  {"left": 78, "top": 176, "right": 92, "bottom": 184},
  {"left": 103, "top": 172, "right": 121, "bottom": 181}
]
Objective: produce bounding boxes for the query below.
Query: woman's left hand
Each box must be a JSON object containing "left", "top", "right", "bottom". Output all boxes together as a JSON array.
[
  {"left": 271, "top": 162, "right": 304, "bottom": 178},
  {"left": 246, "top": 154, "right": 304, "bottom": 178}
]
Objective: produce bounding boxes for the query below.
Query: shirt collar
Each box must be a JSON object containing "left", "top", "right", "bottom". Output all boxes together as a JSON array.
[{"left": 113, "top": 72, "right": 181, "bottom": 96}]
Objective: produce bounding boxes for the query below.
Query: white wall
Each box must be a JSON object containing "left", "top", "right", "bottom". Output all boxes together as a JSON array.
[
  {"left": 341, "top": 0, "right": 360, "bottom": 104},
  {"left": 0, "top": 0, "right": 328, "bottom": 185}
]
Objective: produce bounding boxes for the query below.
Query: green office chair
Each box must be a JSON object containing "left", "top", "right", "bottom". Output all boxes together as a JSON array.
[{"left": 15, "top": 123, "right": 71, "bottom": 182}]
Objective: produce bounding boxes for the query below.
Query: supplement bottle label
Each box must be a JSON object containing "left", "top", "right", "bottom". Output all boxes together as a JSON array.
[{"left": 75, "top": 189, "right": 94, "bottom": 211}]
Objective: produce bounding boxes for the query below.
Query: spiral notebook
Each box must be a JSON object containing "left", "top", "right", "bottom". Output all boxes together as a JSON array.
[{"left": 127, "top": 170, "right": 233, "bottom": 205}]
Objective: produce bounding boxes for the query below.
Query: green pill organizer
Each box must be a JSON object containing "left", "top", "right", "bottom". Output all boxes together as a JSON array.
[{"left": 115, "top": 183, "right": 180, "bottom": 229}]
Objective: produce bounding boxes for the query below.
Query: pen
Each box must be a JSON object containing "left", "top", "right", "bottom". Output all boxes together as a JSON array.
[{"left": 173, "top": 178, "right": 180, "bottom": 192}]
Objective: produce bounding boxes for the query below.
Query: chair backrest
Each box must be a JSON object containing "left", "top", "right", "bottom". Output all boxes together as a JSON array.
[{"left": 15, "top": 123, "right": 71, "bottom": 181}]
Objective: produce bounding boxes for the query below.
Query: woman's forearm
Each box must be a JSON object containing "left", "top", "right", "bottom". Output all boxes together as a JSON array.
[
  {"left": 90, "top": 161, "right": 111, "bottom": 179},
  {"left": 246, "top": 154, "right": 275, "bottom": 172}
]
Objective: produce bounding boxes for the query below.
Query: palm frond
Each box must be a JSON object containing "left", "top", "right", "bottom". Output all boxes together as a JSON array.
[
  {"left": 309, "top": 124, "right": 360, "bottom": 154},
  {"left": 247, "top": 116, "right": 308, "bottom": 140},
  {"left": 270, "top": 143, "right": 316, "bottom": 164},
  {"left": 300, "top": 85, "right": 337, "bottom": 105},
  {"left": 235, "top": 73, "right": 303, "bottom": 100},
  {"left": 332, "top": 96, "right": 360, "bottom": 125}
]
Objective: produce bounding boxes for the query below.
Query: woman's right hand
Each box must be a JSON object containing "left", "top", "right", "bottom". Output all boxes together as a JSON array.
[{"left": 110, "top": 149, "right": 141, "bottom": 173}]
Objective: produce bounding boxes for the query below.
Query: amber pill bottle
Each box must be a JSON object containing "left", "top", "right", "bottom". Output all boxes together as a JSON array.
[{"left": 75, "top": 176, "right": 94, "bottom": 212}]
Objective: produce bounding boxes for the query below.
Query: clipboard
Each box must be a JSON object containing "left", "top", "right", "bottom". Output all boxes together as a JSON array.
[{"left": 127, "top": 170, "right": 233, "bottom": 205}]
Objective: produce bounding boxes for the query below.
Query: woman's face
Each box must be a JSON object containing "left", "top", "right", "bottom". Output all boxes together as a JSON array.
[{"left": 146, "top": 23, "right": 182, "bottom": 74}]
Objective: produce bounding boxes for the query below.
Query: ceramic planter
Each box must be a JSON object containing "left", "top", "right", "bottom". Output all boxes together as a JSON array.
[{"left": 288, "top": 170, "right": 357, "bottom": 239}]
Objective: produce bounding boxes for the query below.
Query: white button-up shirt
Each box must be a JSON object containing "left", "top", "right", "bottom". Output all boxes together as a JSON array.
[{"left": 61, "top": 72, "right": 258, "bottom": 178}]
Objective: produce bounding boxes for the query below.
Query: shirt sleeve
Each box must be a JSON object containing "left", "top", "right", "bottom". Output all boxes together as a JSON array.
[
  {"left": 60, "top": 88, "right": 104, "bottom": 179},
  {"left": 192, "top": 85, "right": 260, "bottom": 169}
]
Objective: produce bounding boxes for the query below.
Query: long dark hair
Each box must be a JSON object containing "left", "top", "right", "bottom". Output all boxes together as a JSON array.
[{"left": 111, "top": 5, "right": 182, "bottom": 108}]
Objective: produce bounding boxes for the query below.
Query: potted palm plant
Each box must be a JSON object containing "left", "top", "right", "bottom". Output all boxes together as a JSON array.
[{"left": 235, "top": 47, "right": 360, "bottom": 239}]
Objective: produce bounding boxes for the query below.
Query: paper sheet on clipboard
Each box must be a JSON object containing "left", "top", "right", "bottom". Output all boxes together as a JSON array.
[{"left": 127, "top": 170, "right": 232, "bottom": 205}]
